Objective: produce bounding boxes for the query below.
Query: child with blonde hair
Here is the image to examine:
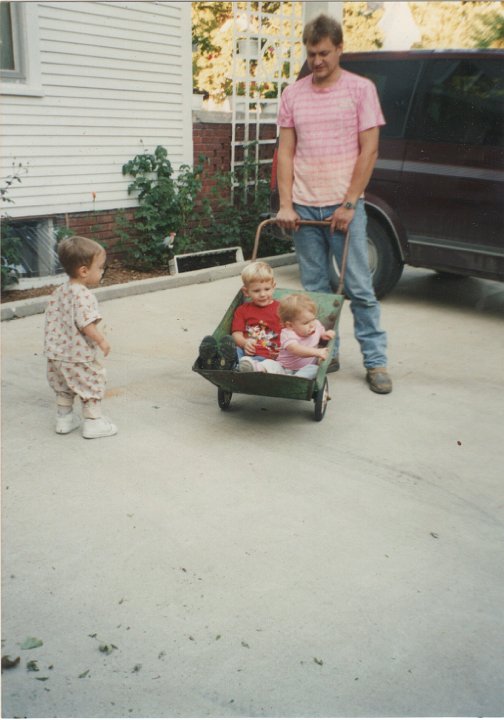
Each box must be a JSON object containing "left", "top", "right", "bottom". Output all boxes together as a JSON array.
[
  {"left": 44, "top": 236, "right": 117, "bottom": 439},
  {"left": 197, "top": 261, "right": 281, "bottom": 371},
  {"left": 240, "top": 293, "right": 335, "bottom": 379}
]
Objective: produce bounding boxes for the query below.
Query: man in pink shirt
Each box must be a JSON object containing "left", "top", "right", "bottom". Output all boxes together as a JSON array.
[{"left": 276, "top": 14, "right": 392, "bottom": 394}]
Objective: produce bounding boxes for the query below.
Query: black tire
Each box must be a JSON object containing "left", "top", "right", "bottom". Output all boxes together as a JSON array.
[
  {"left": 329, "top": 215, "right": 404, "bottom": 299},
  {"left": 313, "top": 378, "right": 329, "bottom": 421},
  {"left": 367, "top": 216, "right": 404, "bottom": 298},
  {"left": 217, "top": 388, "right": 232, "bottom": 410}
]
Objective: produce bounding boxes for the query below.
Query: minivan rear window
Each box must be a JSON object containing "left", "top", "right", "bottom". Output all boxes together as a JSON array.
[{"left": 341, "top": 58, "right": 421, "bottom": 138}]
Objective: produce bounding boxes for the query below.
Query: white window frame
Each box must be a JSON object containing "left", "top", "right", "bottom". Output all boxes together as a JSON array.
[
  {"left": 0, "top": 2, "right": 43, "bottom": 97},
  {"left": 0, "top": 1, "right": 24, "bottom": 80}
]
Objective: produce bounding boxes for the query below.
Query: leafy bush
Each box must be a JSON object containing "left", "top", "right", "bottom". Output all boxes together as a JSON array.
[
  {"left": 118, "top": 144, "right": 290, "bottom": 270},
  {"left": 1, "top": 163, "right": 27, "bottom": 289},
  {"left": 208, "top": 150, "right": 291, "bottom": 259},
  {"left": 0, "top": 223, "right": 22, "bottom": 289},
  {"left": 118, "top": 146, "right": 208, "bottom": 269}
]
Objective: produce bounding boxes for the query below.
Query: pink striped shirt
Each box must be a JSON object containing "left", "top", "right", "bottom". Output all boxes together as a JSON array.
[{"left": 277, "top": 70, "right": 385, "bottom": 206}]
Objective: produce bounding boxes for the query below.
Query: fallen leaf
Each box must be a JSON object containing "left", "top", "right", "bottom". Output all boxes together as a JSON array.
[
  {"left": 79, "top": 670, "right": 90, "bottom": 679},
  {"left": 430, "top": 532, "right": 439, "bottom": 539},
  {"left": 241, "top": 641, "right": 250, "bottom": 648},
  {"left": 35, "top": 676, "right": 49, "bottom": 681},
  {"left": 313, "top": 657, "right": 323, "bottom": 666},
  {"left": 2, "top": 655, "right": 20, "bottom": 670},
  {"left": 20, "top": 637, "right": 43, "bottom": 650},
  {"left": 26, "top": 660, "right": 39, "bottom": 672},
  {"left": 99, "top": 644, "right": 117, "bottom": 655},
  {"left": 132, "top": 664, "right": 142, "bottom": 673}
]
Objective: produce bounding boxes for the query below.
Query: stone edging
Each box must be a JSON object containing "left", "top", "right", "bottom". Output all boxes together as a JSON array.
[{"left": 1, "top": 253, "right": 297, "bottom": 322}]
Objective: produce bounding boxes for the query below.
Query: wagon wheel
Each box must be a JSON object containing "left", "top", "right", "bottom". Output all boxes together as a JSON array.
[
  {"left": 313, "top": 378, "right": 329, "bottom": 421},
  {"left": 218, "top": 388, "right": 232, "bottom": 410}
]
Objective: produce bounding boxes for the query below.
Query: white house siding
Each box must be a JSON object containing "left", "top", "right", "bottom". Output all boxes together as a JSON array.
[{"left": 0, "top": 1, "right": 193, "bottom": 219}]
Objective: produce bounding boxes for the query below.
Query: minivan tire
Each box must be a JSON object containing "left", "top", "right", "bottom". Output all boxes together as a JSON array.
[{"left": 366, "top": 215, "right": 404, "bottom": 298}]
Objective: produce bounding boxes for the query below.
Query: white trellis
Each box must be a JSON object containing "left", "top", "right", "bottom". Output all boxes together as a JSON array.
[{"left": 230, "top": 1, "right": 304, "bottom": 194}]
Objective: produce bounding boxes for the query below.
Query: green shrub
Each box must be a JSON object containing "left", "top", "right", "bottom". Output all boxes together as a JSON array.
[
  {"left": 1, "top": 162, "right": 27, "bottom": 289},
  {"left": 117, "top": 144, "right": 290, "bottom": 270},
  {"left": 118, "top": 146, "right": 208, "bottom": 269}
]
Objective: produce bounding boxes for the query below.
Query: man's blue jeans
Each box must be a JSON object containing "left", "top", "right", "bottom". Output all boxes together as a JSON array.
[{"left": 293, "top": 201, "right": 387, "bottom": 369}]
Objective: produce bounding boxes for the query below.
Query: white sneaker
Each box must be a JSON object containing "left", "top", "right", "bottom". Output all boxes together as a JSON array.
[
  {"left": 239, "top": 357, "right": 258, "bottom": 372},
  {"left": 55, "top": 412, "right": 81, "bottom": 435},
  {"left": 82, "top": 417, "right": 118, "bottom": 439}
]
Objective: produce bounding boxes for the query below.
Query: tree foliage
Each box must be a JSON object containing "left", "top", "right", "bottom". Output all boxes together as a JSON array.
[
  {"left": 192, "top": 1, "right": 303, "bottom": 103},
  {"left": 193, "top": 1, "right": 504, "bottom": 101},
  {"left": 409, "top": 1, "right": 504, "bottom": 49},
  {"left": 343, "top": 2, "right": 384, "bottom": 51}
]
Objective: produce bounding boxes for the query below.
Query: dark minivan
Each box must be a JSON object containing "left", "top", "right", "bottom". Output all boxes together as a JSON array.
[{"left": 271, "top": 50, "right": 504, "bottom": 298}]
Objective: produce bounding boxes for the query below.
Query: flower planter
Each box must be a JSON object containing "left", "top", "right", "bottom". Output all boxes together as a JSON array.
[{"left": 169, "top": 246, "right": 244, "bottom": 274}]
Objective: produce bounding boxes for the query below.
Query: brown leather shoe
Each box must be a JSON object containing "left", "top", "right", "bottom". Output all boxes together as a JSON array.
[
  {"left": 366, "top": 367, "right": 392, "bottom": 394},
  {"left": 327, "top": 355, "right": 340, "bottom": 373}
]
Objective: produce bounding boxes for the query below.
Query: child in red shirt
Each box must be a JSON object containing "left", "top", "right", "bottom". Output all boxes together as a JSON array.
[{"left": 197, "top": 261, "right": 281, "bottom": 371}]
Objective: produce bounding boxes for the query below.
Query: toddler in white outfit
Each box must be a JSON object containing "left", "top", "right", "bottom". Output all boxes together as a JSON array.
[{"left": 44, "top": 235, "right": 117, "bottom": 439}]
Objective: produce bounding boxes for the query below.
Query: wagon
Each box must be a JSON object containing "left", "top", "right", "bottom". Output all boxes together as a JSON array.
[{"left": 192, "top": 219, "right": 350, "bottom": 421}]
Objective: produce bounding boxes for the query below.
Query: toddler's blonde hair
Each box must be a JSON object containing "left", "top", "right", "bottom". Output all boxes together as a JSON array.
[
  {"left": 58, "top": 236, "right": 104, "bottom": 277},
  {"left": 241, "top": 261, "right": 275, "bottom": 288},
  {"left": 279, "top": 293, "right": 317, "bottom": 324}
]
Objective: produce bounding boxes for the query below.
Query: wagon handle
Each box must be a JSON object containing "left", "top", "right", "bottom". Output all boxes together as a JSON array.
[{"left": 252, "top": 217, "right": 350, "bottom": 296}]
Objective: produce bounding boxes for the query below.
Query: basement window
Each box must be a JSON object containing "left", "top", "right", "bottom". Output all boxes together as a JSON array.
[{"left": 6, "top": 219, "right": 62, "bottom": 278}]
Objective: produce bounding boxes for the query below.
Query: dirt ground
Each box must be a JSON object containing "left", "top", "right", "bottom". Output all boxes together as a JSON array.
[{"left": 0, "top": 260, "right": 169, "bottom": 303}]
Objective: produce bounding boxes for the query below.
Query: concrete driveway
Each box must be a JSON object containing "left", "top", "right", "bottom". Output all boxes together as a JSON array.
[{"left": 1, "top": 263, "right": 503, "bottom": 718}]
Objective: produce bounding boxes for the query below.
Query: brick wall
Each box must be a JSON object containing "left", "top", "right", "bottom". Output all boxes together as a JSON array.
[
  {"left": 193, "top": 120, "right": 232, "bottom": 196},
  {"left": 55, "top": 209, "right": 137, "bottom": 260},
  {"left": 193, "top": 116, "right": 277, "bottom": 194}
]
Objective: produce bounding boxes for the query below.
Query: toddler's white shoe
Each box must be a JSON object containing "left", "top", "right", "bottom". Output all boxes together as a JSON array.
[
  {"left": 239, "top": 357, "right": 258, "bottom": 372},
  {"left": 55, "top": 412, "right": 81, "bottom": 435},
  {"left": 82, "top": 417, "right": 118, "bottom": 439}
]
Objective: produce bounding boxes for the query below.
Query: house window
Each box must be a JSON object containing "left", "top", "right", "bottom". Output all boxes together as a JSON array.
[
  {"left": 1, "top": 3, "right": 24, "bottom": 80},
  {"left": 0, "top": 2, "right": 42, "bottom": 96},
  {"left": 6, "top": 219, "right": 62, "bottom": 278}
]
